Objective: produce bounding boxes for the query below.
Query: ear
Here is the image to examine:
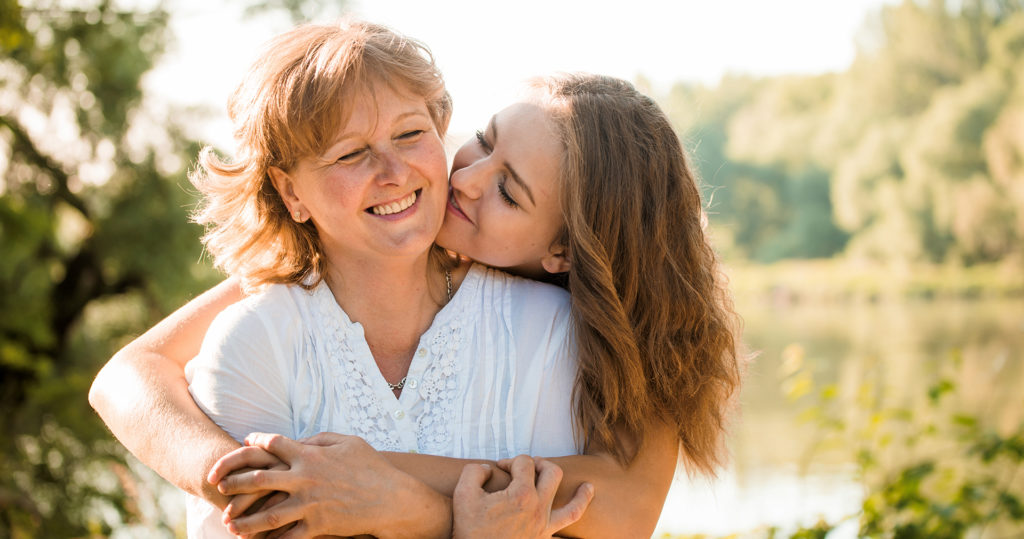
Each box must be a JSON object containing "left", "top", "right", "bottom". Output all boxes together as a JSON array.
[
  {"left": 268, "top": 166, "right": 307, "bottom": 222},
  {"left": 540, "top": 245, "right": 570, "bottom": 274}
]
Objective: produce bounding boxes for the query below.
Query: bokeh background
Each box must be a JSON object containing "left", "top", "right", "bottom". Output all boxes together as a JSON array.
[{"left": 2, "top": 0, "right": 1023, "bottom": 537}]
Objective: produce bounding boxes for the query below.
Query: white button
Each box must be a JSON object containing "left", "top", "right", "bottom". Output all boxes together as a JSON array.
[
  {"left": 393, "top": 409, "right": 405, "bottom": 420},
  {"left": 407, "top": 379, "right": 418, "bottom": 389},
  {"left": 417, "top": 348, "right": 427, "bottom": 357}
]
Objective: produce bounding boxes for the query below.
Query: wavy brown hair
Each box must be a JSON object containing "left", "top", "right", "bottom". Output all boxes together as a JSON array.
[
  {"left": 532, "top": 74, "right": 743, "bottom": 475},
  {"left": 191, "top": 20, "right": 452, "bottom": 291}
]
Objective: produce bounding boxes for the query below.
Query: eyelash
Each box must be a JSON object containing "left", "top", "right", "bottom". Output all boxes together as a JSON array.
[
  {"left": 497, "top": 178, "right": 518, "bottom": 208},
  {"left": 475, "top": 130, "right": 491, "bottom": 151},
  {"left": 337, "top": 149, "right": 365, "bottom": 163},
  {"left": 476, "top": 130, "right": 518, "bottom": 209},
  {"left": 336, "top": 130, "right": 425, "bottom": 163}
]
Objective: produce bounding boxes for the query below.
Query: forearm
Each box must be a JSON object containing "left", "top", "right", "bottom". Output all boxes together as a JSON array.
[
  {"left": 89, "top": 349, "right": 240, "bottom": 507},
  {"left": 545, "top": 452, "right": 673, "bottom": 538},
  {"left": 384, "top": 423, "right": 677, "bottom": 538},
  {"left": 384, "top": 452, "right": 510, "bottom": 495},
  {"left": 379, "top": 466, "right": 455, "bottom": 539},
  {"left": 88, "top": 277, "right": 245, "bottom": 507}
]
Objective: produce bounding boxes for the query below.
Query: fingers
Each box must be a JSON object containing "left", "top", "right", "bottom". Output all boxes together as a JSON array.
[
  {"left": 274, "top": 521, "right": 309, "bottom": 539},
  {"left": 244, "top": 433, "right": 302, "bottom": 462},
  {"left": 225, "top": 496, "right": 302, "bottom": 536},
  {"left": 224, "top": 491, "right": 272, "bottom": 521},
  {"left": 506, "top": 455, "right": 536, "bottom": 490},
  {"left": 548, "top": 482, "right": 595, "bottom": 532},
  {"left": 533, "top": 458, "right": 564, "bottom": 503},
  {"left": 299, "top": 431, "right": 348, "bottom": 447},
  {"left": 454, "top": 463, "right": 493, "bottom": 500},
  {"left": 209, "top": 446, "right": 284, "bottom": 485},
  {"left": 218, "top": 468, "right": 292, "bottom": 496},
  {"left": 495, "top": 457, "right": 514, "bottom": 472}
]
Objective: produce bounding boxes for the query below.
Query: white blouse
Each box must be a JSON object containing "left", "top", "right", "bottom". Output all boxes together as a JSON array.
[{"left": 184, "top": 264, "right": 579, "bottom": 537}]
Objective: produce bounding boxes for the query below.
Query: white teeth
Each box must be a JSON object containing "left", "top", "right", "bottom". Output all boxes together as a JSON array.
[{"left": 371, "top": 191, "right": 417, "bottom": 215}]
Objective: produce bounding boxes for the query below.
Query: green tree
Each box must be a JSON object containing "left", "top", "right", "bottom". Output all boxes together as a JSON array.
[
  {"left": 0, "top": 0, "right": 217, "bottom": 535},
  {"left": 663, "top": 0, "right": 1024, "bottom": 267}
]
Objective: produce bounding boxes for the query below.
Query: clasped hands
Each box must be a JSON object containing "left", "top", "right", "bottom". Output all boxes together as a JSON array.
[{"left": 207, "top": 432, "right": 594, "bottom": 539}]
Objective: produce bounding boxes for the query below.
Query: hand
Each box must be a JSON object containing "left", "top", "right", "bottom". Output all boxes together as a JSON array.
[
  {"left": 211, "top": 432, "right": 412, "bottom": 538},
  {"left": 208, "top": 445, "right": 290, "bottom": 526},
  {"left": 452, "top": 455, "right": 594, "bottom": 539}
]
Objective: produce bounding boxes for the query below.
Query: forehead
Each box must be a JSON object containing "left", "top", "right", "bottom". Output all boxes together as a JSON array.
[
  {"left": 494, "top": 101, "right": 563, "bottom": 201},
  {"left": 330, "top": 82, "right": 431, "bottom": 136}
]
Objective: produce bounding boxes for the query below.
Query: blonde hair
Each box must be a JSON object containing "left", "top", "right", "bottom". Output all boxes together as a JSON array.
[
  {"left": 532, "top": 74, "right": 743, "bottom": 475},
  {"left": 191, "top": 20, "right": 452, "bottom": 290}
]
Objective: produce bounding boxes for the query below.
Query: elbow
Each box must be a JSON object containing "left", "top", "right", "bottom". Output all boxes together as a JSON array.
[
  {"left": 88, "top": 362, "right": 111, "bottom": 414},
  {"left": 88, "top": 351, "right": 129, "bottom": 418}
]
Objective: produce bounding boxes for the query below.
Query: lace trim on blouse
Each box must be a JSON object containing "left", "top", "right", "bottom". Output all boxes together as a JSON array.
[{"left": 309, "top": 266, "right": 480, "bottom": 453}]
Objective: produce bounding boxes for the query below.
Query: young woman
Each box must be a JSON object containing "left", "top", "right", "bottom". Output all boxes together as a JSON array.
[{"left": 89, "top": 21, "right": 742, "bottom": 539}]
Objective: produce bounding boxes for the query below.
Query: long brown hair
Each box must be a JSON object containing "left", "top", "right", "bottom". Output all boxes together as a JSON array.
[
  {"left": 533, "top": 74, "right": 743, "bottom": 475},
  {"left": 190, "top": 20, "right": 452, "bottom": 291}
]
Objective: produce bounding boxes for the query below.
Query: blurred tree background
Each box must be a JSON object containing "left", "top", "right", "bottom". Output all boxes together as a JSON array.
[
  {"left": 0, "top": 0, "right": 340, "bottom": 535},
  {"left": 0, "top": 0, "right": 217, "bottom": 535},
  {"left": 1, "top": 0, "right": 1022, "bottom": 536},
  {"left": 664, "top": 0, "right": 1024, "bottom": 270}
]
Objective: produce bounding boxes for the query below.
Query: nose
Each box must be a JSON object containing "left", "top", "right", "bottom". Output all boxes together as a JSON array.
[
  {"left": 450, "top": 158, "right": 487, "bottom": 200},
  {"left": 372, "top": 146, "right": 411, "bottom": 186}
]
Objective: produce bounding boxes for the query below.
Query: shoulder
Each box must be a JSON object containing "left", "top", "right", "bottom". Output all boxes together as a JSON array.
[
  {"left": 474, "top": 265, "right": 571, "bottom": 317},
  {"left": 465, "top": 265, "right": 573, "bottom": 351},
  {"left": 204, "top": 283, "right": 310, "bottom": 350}
]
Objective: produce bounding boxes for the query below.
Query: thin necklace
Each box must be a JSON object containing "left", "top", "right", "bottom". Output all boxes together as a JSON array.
[{"left": 388, "top": 269, "right": 453, "bottom": 392}]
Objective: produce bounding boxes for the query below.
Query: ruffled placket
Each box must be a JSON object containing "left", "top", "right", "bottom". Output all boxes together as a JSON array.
[{"left": 307, "top": 266, "right": 480, "bottom": 454}]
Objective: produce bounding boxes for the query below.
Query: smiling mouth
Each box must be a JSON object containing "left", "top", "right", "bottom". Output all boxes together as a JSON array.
[{"left": 368, "top": 189, "right": 420, "bottom": 216}]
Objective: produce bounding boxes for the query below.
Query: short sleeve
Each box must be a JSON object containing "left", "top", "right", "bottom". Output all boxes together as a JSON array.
[
  {"left": 528, "top": 334, "right": 579, "bottom": 456},
  {"left": 185, "top": 297, "right": 295, "bottom": 443},
  {"left": 505, "top": 277, "right": 580, "bottom": 457}
]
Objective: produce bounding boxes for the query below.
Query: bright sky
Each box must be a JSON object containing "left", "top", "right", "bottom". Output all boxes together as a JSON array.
[{"left": 146, "top": 0, "right": 895, "bottom": 149}]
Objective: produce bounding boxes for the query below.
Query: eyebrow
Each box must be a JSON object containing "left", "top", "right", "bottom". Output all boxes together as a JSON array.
[{"left": 490, "top": 116, "right": 536, "bottom": 206}]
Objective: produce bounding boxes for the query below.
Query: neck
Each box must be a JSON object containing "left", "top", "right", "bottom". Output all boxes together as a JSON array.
[{"left": 321, "top": 248, "right": 446, "bottom": 375}]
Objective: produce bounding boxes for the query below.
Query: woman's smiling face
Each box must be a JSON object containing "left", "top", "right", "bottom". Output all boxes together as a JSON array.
[
  {"left": 270, "top": 82, "right": 449, "bottom": 264},
  {"left": 435, "top": 101, "right": 568, "bottom": 278}
]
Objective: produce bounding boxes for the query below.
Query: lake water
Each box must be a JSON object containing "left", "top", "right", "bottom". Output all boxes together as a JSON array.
[{"left": 653, "top": 297, "right": 1024, "bottom": 537}]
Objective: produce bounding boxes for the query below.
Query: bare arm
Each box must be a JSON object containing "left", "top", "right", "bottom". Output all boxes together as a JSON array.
[
  {"left": 217, "top": 422, "right": 678, "bottom": 538},
  {"left": 385, "top": 420, "right": 678, "bottom": 538},
  {"left": 87, "top": 278, "right": 245, "bottom": 507}
]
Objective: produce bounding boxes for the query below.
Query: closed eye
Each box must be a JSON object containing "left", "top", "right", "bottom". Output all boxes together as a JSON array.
[
  {"left": 497, "top": 177, "right": 519, "bottom": 209},
  {"left": 398, "top": 129, "right": 425, "bottom": 140},
  {"left": 475, "top": 130, "right": 492, "bottom": 152},
  {"left": 337, "top": 148, "right": 367, "bottom": 163}
]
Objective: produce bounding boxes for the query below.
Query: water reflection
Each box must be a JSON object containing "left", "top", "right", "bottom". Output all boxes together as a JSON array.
[{"left": 654, "top": 298, "right": 1024, "bottom": 537}]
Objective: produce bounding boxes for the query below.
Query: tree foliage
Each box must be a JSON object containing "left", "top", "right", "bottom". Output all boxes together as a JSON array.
[
  {"left": 0, "top": 0, "right": 219, "bottom": 535},
  {"left": 667, "top": 0, "right": 1024, "bottom": 265}
]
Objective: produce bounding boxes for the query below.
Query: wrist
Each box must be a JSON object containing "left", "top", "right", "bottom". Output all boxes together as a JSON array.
[{"left": 374, "top": 470, "right": 453, "bottom": 539}]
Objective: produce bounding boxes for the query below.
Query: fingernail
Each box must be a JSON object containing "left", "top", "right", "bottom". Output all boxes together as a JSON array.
[
  {"left": 480, "top": 463, "right": 491, "bottom": 470},
  {"left": 584, "top": 483, "right": 595, "bottom": 496}
]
